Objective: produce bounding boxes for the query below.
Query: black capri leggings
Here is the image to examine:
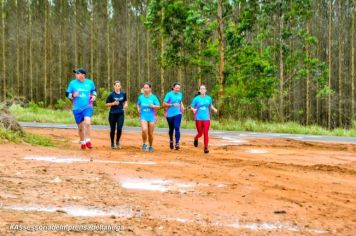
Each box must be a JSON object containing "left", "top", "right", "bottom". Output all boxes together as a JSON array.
[{"left": 108, "top": 112, "right": 125, "bottom": 145}]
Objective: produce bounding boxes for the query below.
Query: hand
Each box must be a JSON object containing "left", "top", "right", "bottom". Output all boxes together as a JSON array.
[
  {"left": 73, "top": 92, "right": 79, "bottom": 97},
  {"left": 212, "top": 108, "right": 218, "bottom": 113},
  {"left": 90, "top": 96, "right": 96, "bottom": 102},
  {"left": 149, "top": 104, "right": 154, "bottom": 108},
  {"left": 123, "top": 103, "right": 128, "bottom": 109},
  {"left": 192, "top": 108, "right": 197, "bottom": 113},
  {"left": 112, "top": 101, "right": 119, "bottom": 106},
  {"left": 173, "top": 103, "right": 180, "bottom": 107}
]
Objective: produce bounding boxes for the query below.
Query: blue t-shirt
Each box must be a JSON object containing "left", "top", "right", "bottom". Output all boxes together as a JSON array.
[
  {"left": 106, "top": 91, "right": 127, "bottom": 114},
  {"left": 163, "top": 91, "right": 183, "bottom": 118},
  {"left": 190, "top": 95, "right": 212, "bottom": 121},
  {"left": 137, "top": 93, "right": 160, "bottom": 122},
  {"left": 66, "top": 78, "right": 97, "bottom": 111}
]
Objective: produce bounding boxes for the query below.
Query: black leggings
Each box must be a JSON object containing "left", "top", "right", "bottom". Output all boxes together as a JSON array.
[{"left": 108, "top": 112, "right": 124, "bottom": 145}]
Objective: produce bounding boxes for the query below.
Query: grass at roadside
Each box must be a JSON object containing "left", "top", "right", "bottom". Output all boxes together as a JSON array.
[
  {"left": 9, "top": 104, "right": 356, "bottom": 137},
  {"left": 0, "top": 127, "right": 54, "bottom": 146}
]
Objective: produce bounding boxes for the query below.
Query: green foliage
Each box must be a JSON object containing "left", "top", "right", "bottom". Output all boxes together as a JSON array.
[{"left": 0, "top": 128, "right": 53, "bottom": 146}]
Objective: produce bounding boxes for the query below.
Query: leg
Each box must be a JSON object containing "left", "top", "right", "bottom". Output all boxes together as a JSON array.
[
  {"left": 77, "top": 122, "right": 85, "bottom": 142},
  {"left": 108, "top": 113, "right": 117, "bottom": 145},
  {"left": 174, "top": 114, "right": 182, "bottom": 144},
  {"left": 148, "top": 122, "right": 156, "bottom": 147},
  {"left": 195, "top": 120, "right": 203, "bottom": 139},
  {"left": 116, "top": 113, "right": 124, "bottom": 144},
  {"left": 141, "top": 120, "right": 148, "bottom": 144},
  {"left": 83, "top": 117, "right": 91, "bottom": 141},
  {"left": 203, "top": 120, "right": 210, "bottom": 149},
  {"left": 166, "top": 117, "right": 174, "bottom": 142}
]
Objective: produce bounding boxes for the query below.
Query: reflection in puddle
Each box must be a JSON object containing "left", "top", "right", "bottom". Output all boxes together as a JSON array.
[{"left": 24, "top": 156, "right": 156, "bottom": 165}]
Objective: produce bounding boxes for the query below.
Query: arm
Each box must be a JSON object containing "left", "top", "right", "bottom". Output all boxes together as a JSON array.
[
  {"left": 105, "top": 94, "right": 118, "bottom": 107},
  {"left": 90, "top": 81, "right": 97, "bottom": 101},
  {"left": 163, "top": 102, "right": 173, "bottom": 108},
  {"left": 162, "top": 93, "right": 171, "bottom": 108},
  {"left": 65, "top": 81, "right": 76, "bottom": 100},
  {"left": 137, "top": 104, "right": 141, "bottom": 113},
  {"left": 180, "top": 102, "right": 185, "bottom": 112},
  {"left": 149, "top": 96, "right": 161, "bottom": 109},
  {"left": 190, "top": 98, "right": 197, "bottom": 113},
  {"left": 210, "top": 104, "right": 218, "bottom": 113}
]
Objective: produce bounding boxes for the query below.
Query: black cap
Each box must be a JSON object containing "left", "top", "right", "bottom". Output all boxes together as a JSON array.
[{"left": 73, "top": 68, "right": 87, "bottom": 74}]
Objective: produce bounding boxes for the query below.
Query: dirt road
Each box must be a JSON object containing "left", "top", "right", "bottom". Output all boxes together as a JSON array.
[{"left": 0, "top": 127, "right": 355, "bottom": 235}]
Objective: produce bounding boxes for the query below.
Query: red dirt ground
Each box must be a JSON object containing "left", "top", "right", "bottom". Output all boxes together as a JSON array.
[{"left": 0, "top": 127, "right": 355, "bottom": 235}]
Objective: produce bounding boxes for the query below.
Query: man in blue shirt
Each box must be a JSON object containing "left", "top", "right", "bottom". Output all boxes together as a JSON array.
[{"left": 66, "top": 68, "right": 97, "bottom": 150}]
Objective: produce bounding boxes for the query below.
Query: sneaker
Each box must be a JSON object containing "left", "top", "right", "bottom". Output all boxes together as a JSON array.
[
  {"left": 111, "top": 144, "right": 118, "bottom": 149},
  {"left": 81, "top": 144, "right": 86, "bottom": 150},
  {"left": 175, "top": 143, "right": 180, "bottom": 150},
  {"left": 169, "top": 141, "right": 174, "bottom": 150},
  {"left": 148, "top": 146, "right": 154, "bottom": 153},
  {"left": 86, "top": 141, "right": 93, "bottom": 149},
  {"left": 204, "top": 148, "right": 209, "bottom": 154},
  {"left": 194, "top": 139, "right": 198, "bottom": 147},
  {"left": 142, "top": 143, "right": 148, "bottom": 152},
  {"left": 117, "top": 143, "right": 122, "bottom": 149}
]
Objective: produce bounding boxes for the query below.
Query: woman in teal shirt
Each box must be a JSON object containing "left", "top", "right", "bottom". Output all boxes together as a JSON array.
[
  {"left": 137, "top": 82, "right": 160, "bottom": 152},
  {"left": 190, "top": 84, "right": 218, "bottom": 154}
]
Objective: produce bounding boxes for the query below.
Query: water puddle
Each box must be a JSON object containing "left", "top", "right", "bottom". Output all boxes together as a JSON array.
[
  {"left": 161, "top": 216, "right": 330, "bottom": 234},
  {"left": 245, "top": 149, "right": 269, "bottom": 154},
  {"left": 120, "top": 178, "right": 196, "bottom": 193},
  {"left": 220, "top": 136, "right": 248, "bottom": 144},
  {"left": 2, "top": 204, "right": 137, "bottom": 218},
  {"left": 24, "top": 156, "right": 156, "bottom": 165}
]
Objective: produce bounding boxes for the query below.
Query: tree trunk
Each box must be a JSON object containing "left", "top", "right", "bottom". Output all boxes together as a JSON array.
[
  {"left": 126, "top": 0, "right": 131, "bottom": 100},
  {"left": 306, "top": 21, "right": 310, "bottom": 125},
  {"left": 279, "top": 12, "right": 284, "bottom": 122},
  {"left": 217, "top": 0, "right": 225, "bottom": 117},
  {"left": 146, "top": 30, "right": 150, "bottom": 82},
  {"left": 338, "top": 0, "right": 342, "bottom": 127},
  {"left": 352, "top": 6, "right": 355, "bottom": 117},
  {"left": 160, "top": 7, "right": 165, "bottom": 100},
  {"left": 90, "top": 0, "right": 95, "bottom": 81},
  {"left": 44, "top": 0, "right": 48, "bottom": 106},
  {"left": 327, "top": 0, "right": 332, "bottom": 128},
  {"left": 106, "top": 3, "right": 110, "bottom": 90},
  {"left": 2, "top": 0, "right": 6, "bottom": 101},
  {"left": 16, "top": 0, "right": 20, "bottom": 96}
]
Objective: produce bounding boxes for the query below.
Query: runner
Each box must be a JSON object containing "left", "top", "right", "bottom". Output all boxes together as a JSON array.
[
  {"left": 189, "top": 84, "right": 218, "bottom": 154},
  {"left": 66, "top": 68, "right": 97, "bottom": 150},
  {"left": 137, "top": 82, "right": 160, "bottom": 152},
  {"left": 163, "top": 82, "right": 184, "bottom": 150},
  {"left": 105, "top": 81, "right": 128, "bottom": 149}
]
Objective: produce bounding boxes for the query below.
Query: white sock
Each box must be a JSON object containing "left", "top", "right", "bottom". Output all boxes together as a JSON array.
[
  {"left": 86, "top": 138, "right": 91, "bottom": 142},
  {"left": 80, "top": 140, "right": 86, "bottom": 144}
]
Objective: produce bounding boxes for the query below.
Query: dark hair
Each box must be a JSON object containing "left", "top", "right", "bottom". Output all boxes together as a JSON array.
[
  {"left": 143, "top": 82, "right": 152, "bottom": 88},
  {"left": 171, "top": 82, "right": 181, "bottom": 90}
]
